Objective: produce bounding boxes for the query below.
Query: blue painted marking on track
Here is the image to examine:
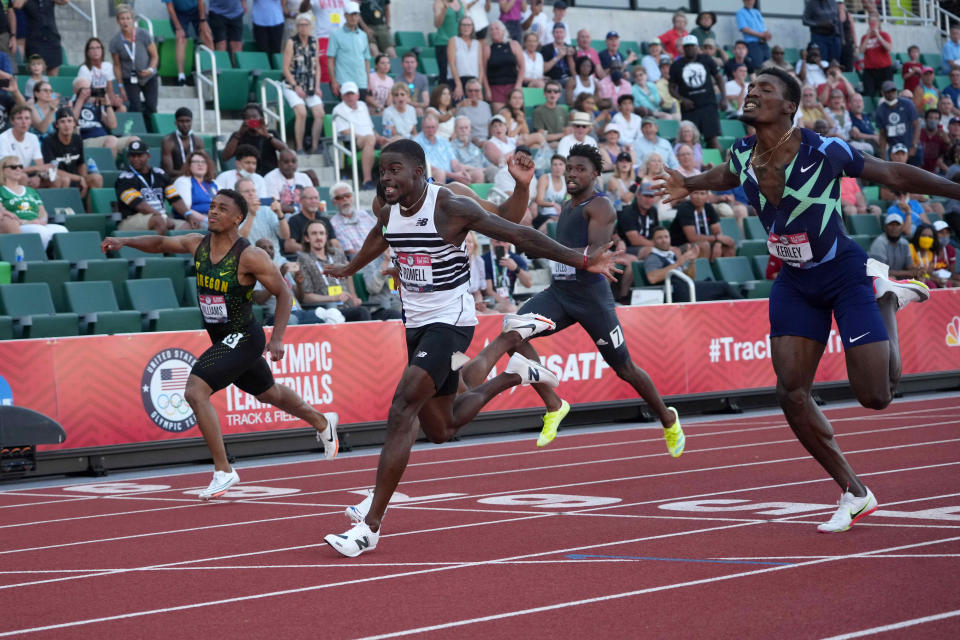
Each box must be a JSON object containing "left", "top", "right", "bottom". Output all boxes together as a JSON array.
[{"left": 565, "top": 554, "right": 794, "bottom": 566}]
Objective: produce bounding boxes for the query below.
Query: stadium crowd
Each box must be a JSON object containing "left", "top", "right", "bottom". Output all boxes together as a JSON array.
[{"left": 0, "top": 0, "right": 959, "bottom": 338}]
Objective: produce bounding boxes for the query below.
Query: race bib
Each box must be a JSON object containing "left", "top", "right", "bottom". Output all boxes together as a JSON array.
[
  {"left": 327, "top": 284, "right": 343, "bottom": 296},
  {"left": 550, "top": 260, "right": 576, "bottom": 281},
  {"left": 397, "top": 253, "right": 434, "bottom": 292},
  {"left": 886, "top": 123, "right": 906, "bottom": 138},
  {"left": 199, "top": 294, "right": 228, "bottom": 323},
  {"left": 767, "top": 231, "right": 813, "bottom": 265}
]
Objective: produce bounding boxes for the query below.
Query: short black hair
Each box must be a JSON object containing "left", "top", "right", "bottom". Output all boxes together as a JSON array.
[
  {"left": 617, "top": 94, "right": 634, "bottom": 106},
  {"left": 755, "top": 67, "right": 801, "bottom": 116},
  {"left": 401, "top": 50, "right": 418, "bottom": 61},
  {"left": 925, "top": 108, "right": 941, "bottom": 118},
  {"left": 242, "top": 103, "right": 264, "bottom": 118},
  {"left": 735, "top": 40, "right": 748, "bottom": 47},
  {"left": 235, "top": 144, "right": 260, "bottom": 161},
  {"left": 568, "top": 143, "right": 603, "bottom": 174},
  {"left": 217, "top": 188, "right": 248, "bottom": 222},
  {"left": 382, "top": 139, "right": 426, "bottom": 169},
  {"left": 650, "top": 225, "right": 667, "bottom": 236},
  {"left": 912, "top": 223, "right": 940, "bottom": 253},
  {"left": 175, "top": 107, "right": 192, "bottom": 119}
]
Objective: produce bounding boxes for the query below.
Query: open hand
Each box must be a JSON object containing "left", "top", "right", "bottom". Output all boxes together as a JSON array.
[
  {"left": 585, "top": 241, "right": 630, "bottom": 282},
  {"left": 654, "top": 168, "right": 690, "bottom": 206}
]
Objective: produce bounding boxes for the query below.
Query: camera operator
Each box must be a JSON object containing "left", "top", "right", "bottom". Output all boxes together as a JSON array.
[{"left": 71, "top": 76, "right": 138, "bottom": 161}]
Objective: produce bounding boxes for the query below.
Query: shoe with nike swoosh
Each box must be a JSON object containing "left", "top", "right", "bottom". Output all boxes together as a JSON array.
[
  {"left": 501, "top": 313, "right": 556, "bottom": 340},
  {"left": 817, "top": 487, "right": 878, "bottom": 533},
  {"left": 315, "top": 412, "right": 339, "bottom": 460},
  {"left": 347, "top": 489, "right": 375, "bottom": 523},
  {"left": 325, "top": 521, "right": 379, "bottom": 557},
  {"left": 198, "top": 469, "right": 239, "bottom": 501}
]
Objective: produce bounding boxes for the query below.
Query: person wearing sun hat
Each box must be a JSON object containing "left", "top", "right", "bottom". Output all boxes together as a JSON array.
[{"left": 556, "top": 110, "right": 597, "bottom": 157}]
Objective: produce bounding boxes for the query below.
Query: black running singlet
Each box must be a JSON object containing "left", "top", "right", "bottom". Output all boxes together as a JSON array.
[
  {"left": 549, "top": 192, "right": 606, "bottom": 285},
  {"left": 193, "top": 235, "right": 256, "bottom": 338}
]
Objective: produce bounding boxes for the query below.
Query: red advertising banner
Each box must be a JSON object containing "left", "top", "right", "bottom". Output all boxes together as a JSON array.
[{"left": 0, "top": 290, "right": 956, "bottom": 451}]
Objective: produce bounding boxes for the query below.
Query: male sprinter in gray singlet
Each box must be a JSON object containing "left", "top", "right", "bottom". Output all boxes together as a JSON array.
[
  {"left": 101, "top": 190, "right": 339, "bottom": 500},
  {"left": 320, "top": 140, "right": 625, "bottom": 557},
  {"left": 460, "top": 144, "right": 685, "bottom": 454}
]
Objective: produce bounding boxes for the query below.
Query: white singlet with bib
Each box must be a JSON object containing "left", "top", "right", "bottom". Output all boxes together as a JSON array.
[{"left": 383, "top": 184, "right": 477, "bottom": 328}]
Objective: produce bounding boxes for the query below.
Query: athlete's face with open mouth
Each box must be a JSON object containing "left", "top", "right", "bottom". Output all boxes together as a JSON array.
[
  {"left": 741, "top": 77, "right": 791, "bottom": 125},
  {"left": 378, "top": 153, "right": 420, "bottom": 205}
]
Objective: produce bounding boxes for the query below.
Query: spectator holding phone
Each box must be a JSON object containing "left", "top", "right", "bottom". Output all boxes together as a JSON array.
[
  {"left": 109, "top": 4, "right": 159, "bottom": 119},
  {"left": 481, "top": 237, "right": 531, "bottom": 313},
  {"left": 222, "top": 103, "right": 287, "bottom": 175},
  {"left": 71, "top": 76, "right": 138, "bottom": 161}
]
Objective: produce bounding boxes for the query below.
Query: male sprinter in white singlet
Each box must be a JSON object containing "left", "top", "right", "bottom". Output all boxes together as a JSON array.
[{"left": 321, "top": 140, "right": 625, "bottom": 557}]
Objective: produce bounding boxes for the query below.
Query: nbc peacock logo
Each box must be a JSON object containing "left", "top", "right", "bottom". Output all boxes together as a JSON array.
[{"left": 947, "top": 317, "right": 960, "bottom": 347}]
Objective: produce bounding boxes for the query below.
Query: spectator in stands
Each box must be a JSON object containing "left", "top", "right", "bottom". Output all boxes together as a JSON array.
[
  {"left": 839, "top": 174, "right": 879, "bottom": 216},
  {"left": 902, "top": 45, "right": 923, "bottom": 94},
  {"left": 673, "top": 120, "right": 702, "bottom": 170},
  {"left": 481, "top": 237, "right": 530, "bottom": 313},
  {"left": 332, "top": 81, "right": 380, "bottom": 190},
  {"left": 521, "top": 32, "right": 545, "bottom": 89},
  {"left": 464, "top": 230, "right": 489, "bottom": 312},
  {"left": 40, "top": 108, "right": 101, "bottom": 194},
  {"left": 877, "top": 80, "right": 920, "bottom": 163},
  {"left": 670, "top": 36, "right": 726, "bottom": 149},
  {"left": 382, "top": 84, "right": 417, "bottom": 141},
  {"left": 252, "top": 237, "right": 322, "bottom": 324},
  {"left": 723, "top": 41, "right": 755, "bottom": 81},
  {"left": 644, "top": 226, "right": 742, "bottom": 301},
  {"left": 208, "top": 0, "right": 246, "bottom": 53},
  {"left": 357, "top": 250, "right": 402, "bottom": 320},
  {"left": 556, "top": 111, "right": 597, "bottom": 157},
  {"left": 934, "top": 220, "right": 960, "bottom": 278},
  {"left": 634, "top": 117, "right": 678, "bottom": 170},
  {"left": 574, "top": 29, "right": 603, "bottom": 76},
  {"left": 910, "top": 223, "right": 954, "bottom": 288},
  {"left": 630, "top": 67, "right": 672, "bottom": 121},
  {"left": 598, "top": 31, "right": 637, "bottom": 73},
  {"left": 827, "top": 88, "right": 852, "bottom": 137},
  {"left": 803, "top": 0, "right": 841, "bottom": 64},
  {"left": 942, "top": 75, "right": 960, "bottom": 116},
  {"left": 28, "top": 81, "right": 56, "bottom": 138},
  {"left": 451, "top": 115, "right": 496, "bottom": 182},
  {"left": 110, "top": 4, "right": 159, "bottom": 120},
  {"left": 0, "top": 105, "right": 46, "bottom": 188},
  {"left": 936, "top": 94, "right": 957, "bottom": 133},
  {"left": 868, "top": 212, "right": 915, "bottom": 279},
  {"left": 700, "top": 39, "right": 726, "bottom": 71},
  {"left": 71, "top": 77, "right": 137, "bottom": 161},
  {"left": 426, "top": 84, "right": 456, "bottom": 141},
  {"left": 541, "top": 22, "right": 573, "bottom": 84},
  {"left": 24, "top": 54, "right": 46, "bottom": 101},
  {"left": 433, "top": 0, "right": 464, "bottom": 83},
  {"left": 253, "top": 0, "right": 287, "bottom": 56},
  {"left": 0, "top": 154, "right": 66, "bottom": 247},
  {"left": 919, "top": 108, "right": 949, "bottom": 174},
  {"left": 566, "top": 56, "right": 597, "bottom": 108},
  {"left": 534, "top": 153, "right": 566, "bottom": 220},
  {"left": 725, "top": 63, "right": 748, "bottom": 116},
  {"left": 500, "top": 89, "right": 545, "bottom": 148},
  {"left": 484, "top": 20, "right": 524, "bottom": 112},
  {"left": 596, "top": 60, "right": 632, "bottom": 108},
  {"left": 482, "top": 114, "right": 518, "bottom": 167},
  {"left": 416, "top": 113, "right": 480, "bottom": 184},
  {"left": 285, "top": 185, "right": 338, "bottom": 253},
  {"left": 520, "top": 0, "right": 547, "bottom": 44},
  {"left": 327, "top": 180, "right": 376, "bottom": 258},
  {"left": 79, "top": 37, "right": 124, "bottom": 113},
  {"left": 885, "top": 144, "right": 945, "bottom": 221},
  {"left": 659, "top": 11, "right": 688, "bottom": 60},
  {"left": 0, "top": 1, "right": 14, "bottom": 59},
  {"left": 236, "top": 175, "right": 291, "bottom": 248},
  {"left": 761, "top": 45, "right": 792, "bottom": 74},
  {"left": 637, "top": 154, "right": 673, "bottom": 221},
  {"left": 366, "top": 53, "right": 393, "bottom": 116},
  {"left": 616, "top": 183, "right": 657, "bottom": 258},
  {"left": 609, "top": 95, "right": 641, "bottom": 147},
  {"left": 0, "top": 70, "right": 24, "bottom": 133},
  {"left": 674, "top": 143, "right": 699, "bottom": 179},
  {"left": 398, "top": 52, "right": 429, "bottom": 115},
  {"left": 737, "top": 0, "right": 771, "bottom": 66},
  {"left": 19, "top": 0, "right": 63, "bottom": 75},
  {"left": 216, "top": 144, "right": 268, "bottom": 196},
  {"left": 498, "top": 0, "right": 523, "bottom": 43},
  {"left": 358, "top": 0, "right": 394, "bottom": 59},
  {"left": 115, "top": 140, "right": 187, "bottom": 233},
  {"left": 225, "top": 103, "right": 286, "bottom": 176},
  {"left": 641, "top": 39, "right": 663, "bottom": 83},
  {"left": 282, "top": 12, "right": 324, "bottom": 156},
  {"left": 297, "top": 219, "right": 372, "bottom": 321},
  {"left": 327, "top": 2, "right": 370, "bottom": 98},
  {"left": 816, "top": 60, "right": 855, "bottom": 107},
  {"left": 798, "top": 85, "right": 835, "bottom": 132},
  {"left": 173, "top": 149, "right": 218, "bottom": 228},
  {"left": 848, "top": 92, "right": 879, "bottom": 155},
  {"left": 858, "top": 14, "right": 893, "bottom": 98},
  {"left": 942, "top": 24, "right": 960, "bottom": 75},
  {"left": 161, "top": 107, "right": 204, "bottom": 175},
  {"left": 670, "top": 189, "right": 735, "bottom": 260},
  {"left": 532, "top": 80, "right": 569, "bottom": 147},
  {"left": 457, "top": 78, "right": 493, "bottom": 145},
  {"left": 914, "top": 68, "right": 940, "bottom": 114},
  {"left": 598, "top": 123, "right": 632, "bottom": 173},
  {"left": 264, "top": 148, "right": 313, "bottom": 214},
  {"left": 796, "top": 43, "right": 827, "bottom": 88},
  {"left": 448, "top": 15, "right": 483, "bottom": 103},
  {"left": 164, "top": 0, "right": 214, "bottom": 85}
]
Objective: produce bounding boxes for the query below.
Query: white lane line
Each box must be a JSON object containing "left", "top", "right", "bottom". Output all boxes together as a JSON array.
[
  {"left": 353, "top": 535, "right": 960, "bottom": 640},
  {"left": 0, "top": 520, "right": 762, "bottom": 638},
  {"left": 819, "top": 609, "right": 960, "bottom": 639}
]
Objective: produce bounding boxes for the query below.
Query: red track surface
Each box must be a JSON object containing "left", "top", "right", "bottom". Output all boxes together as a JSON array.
[{"left": 2, "top": 396, "right": 960, "bottom": 639}]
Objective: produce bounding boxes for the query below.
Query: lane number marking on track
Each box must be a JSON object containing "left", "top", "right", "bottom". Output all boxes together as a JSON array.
[{"left": 659, "top": 499, "right": 960, "bottom": 521}]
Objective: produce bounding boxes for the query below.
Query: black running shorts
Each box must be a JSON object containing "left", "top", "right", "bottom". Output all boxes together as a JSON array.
[
  {"left": 518, "top": 280, "right": 631, "bottom": 367},
  {"left": 405, "top": 323, "right": 475, "bottom": 397},
  {"left": 191, "top": 325, "right": 276, "bottom": 396}
]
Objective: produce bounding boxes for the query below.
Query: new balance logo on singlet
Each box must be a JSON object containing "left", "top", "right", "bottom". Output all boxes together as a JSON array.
[{"left": 415, "top": 218, "right": 428, "bottom": 226}]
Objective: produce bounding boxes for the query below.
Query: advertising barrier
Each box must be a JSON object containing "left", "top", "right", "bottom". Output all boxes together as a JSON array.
[{"left": 0, "top": 290, "right": 957, "bottom": 452}]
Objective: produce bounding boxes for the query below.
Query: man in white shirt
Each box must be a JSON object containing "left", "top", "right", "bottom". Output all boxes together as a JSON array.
[
  {"left": 236, "top": 176, "right": 291, "bottom": 250},
  {"left": 215, "top": 143, "right": 268, "bottom": 198},
  {"left": 0, "top": 105, "right": 49, "bottom": 187},
  {"left": 264, "top": 148, "right": 315, "bottom": 216},
  {"left": 331, "top": 81, "right": 382, "bottom": 190},
  {"left": 537, "top": 0, "right": 568, "bottom": 46},
  {"left": 634, "top": 117, "right": 679, "bottom": 169},
  {"left": 522, "top": 0, "right": 553, "bottom": 44},
  {"left": 609, "top": 95, "right": 643, "bottom": 147},
  {"left": 556, "top": 111, "right": 598, "bottom": 157},
  {"left": 328, "top": 180, "right": 377, "bottom": 258}
]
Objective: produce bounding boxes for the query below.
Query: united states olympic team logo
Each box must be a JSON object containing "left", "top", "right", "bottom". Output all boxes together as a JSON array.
[{"left": 140, "top": 348, "right": 197, "bottom": 432}]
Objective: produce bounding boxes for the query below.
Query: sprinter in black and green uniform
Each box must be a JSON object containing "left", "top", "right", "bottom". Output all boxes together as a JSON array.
[{"left": 102, "top": 189, "right": 340, "bottom": 500}]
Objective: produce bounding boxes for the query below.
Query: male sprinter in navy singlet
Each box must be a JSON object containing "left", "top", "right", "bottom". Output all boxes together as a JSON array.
[
  {"left": 320, "top": 140, "right": 625, "bottom": 557},
  {"left": 460, "top": 144, "right": 685, "bottom": 454},
  {"left": 658, "top": 67, "right": 954, "bottom": 533},
  {"left": 101, "top": 190, "right": 339, "bottom": 500}
]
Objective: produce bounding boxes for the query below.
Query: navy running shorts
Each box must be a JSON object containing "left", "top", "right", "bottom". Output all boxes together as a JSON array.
[{"left": 406, "top": 323, "right": 475, "bottom": 396}]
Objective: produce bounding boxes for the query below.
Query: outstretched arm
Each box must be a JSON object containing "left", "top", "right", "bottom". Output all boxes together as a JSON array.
[
  {"left": 243, "top": 246, "right": 291, "bottom": 361},
  {"left": 860, "top": 155, "right": 960, "bottom": 199},
  {"left": 656, "top": 164, "right": 741, "bottom": 205},
  {"left": 100, "top": 233, "right": 204, "bottom": 255},
  {"left": 323, "top": 212, "right": 389, "bottom": 278}
]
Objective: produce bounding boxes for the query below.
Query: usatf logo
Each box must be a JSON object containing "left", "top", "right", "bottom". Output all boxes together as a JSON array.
[
  {"left": 140, "top": 348, "right": 197, "bottom": 432},
  {"left": 947, "top": 317, "right": 960, "bottom": 347}
]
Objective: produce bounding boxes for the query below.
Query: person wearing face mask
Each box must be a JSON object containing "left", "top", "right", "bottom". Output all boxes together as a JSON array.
[
  {"left": 222, "top": 103, "right": 286, "bottom": 176},
  {"left": 919, "top": 108, "right": 949, "bottom": 174},
  {"left": 909, "top": 223, "right": 955, "bottom": 288},
  {"left": 215, "top": 144, "right": 269, "bottom": 198},
  {"left": 876, "top": 80, "right": 921, "bottom": 165},
  {"left": 596, "top": 60, "right": 632, "bottom": 108},
  {"left": 868, "top": 212, "right": 915, "bottom": 280}
]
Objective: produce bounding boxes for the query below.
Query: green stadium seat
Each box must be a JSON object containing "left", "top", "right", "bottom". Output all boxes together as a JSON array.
[
  {"left": 79, "top": 259, "right": 131, "bottom": 309},
  {"left": 61, "top": 214, "right": 110, "bottom": 238},
  {"left": 183, "top": 276, "right": 198, "bottom": 307},
  {"left": 0, "top": 315, "right": 11, "bottom": 340},
  {"left": 0, "top": 282, "right": 79, "bottom": 338},
  {"left": 656, "top": 119, "right": 679, "bottom": 141},
  {"left": 198, "top": 49, "right": 233, "bottom": 72},
  {"left": 125, "top": 277, "right": 182, "bottom": 312},
  {"left": 693, "top": 257, "right": 715, "bottom": 281},
  {"left": 18, "top": 260, "right": 71, "bottom": 312},
  {"left": 114, "top": 111, "right": 148, "bottom": 136},
  {"left": 89, "top": 188, "right": 118, "bottom": 214},
  {"left": 151, "top": 113, "right": 176, "bottom": 133},
  {"left": 783, "top": 48, "right": 800, "bottom": 64},
  {"left": 743, "top": 216, "right": 766, "bottom": 240},
  {"left": 99, "top": 170, "right": 121, "bottom": 188},
  {"left": 217, "top": 69, "right": 254, "bottom": 111},
  {"left": 470, "top": 183, "right": 493, "bottom": 199},
  {"left": 136, "top": 257, "right": 187, "bottom": 301},
  {"left": 48, "top": 76, "right": 76, "bottom": 99},
  {"left": 847, "top": 214, "right": 882, "bottom": 237},
  {"left": 719, "top": 218, "right": 743, "bottom": 244},
  {"left": 395, "top": 31, "right": 427, "bottom": 49},
  {"left": 0, "top": 233, "right": 45, "bottom": 262},
  {"left": 716, "top": 136, "right": 736, "bottom": 151},
  {"left": 522, "top": 87, "right": 546, "bottom": 107},
  {"left": 851, "top": 234, "right": 873, "bottom": 252},
  {"left": 234, "top": 51, "right": 271, "bottom": 71},
  {"left": 631, "top": 261, "right": 650, "bottom": 286},
  {"left": 52, "top": 231, "right": 104, "bottom": 262},
  {"left": 420, "top": 57, "right": 439, "bottom": 78},
  {"left": 352, "top": 272, "right": 368, "bottom": 302},
  {"left": 546, "top": 221, "right": 557, "bottom": 239},
  {"left": 746, "top": 280, "right": 774, "bottom": 298},
  {"left": 63, "top": 280, "right": 142, "bottom": 335},
  {"left": 702, "top": 148, "right": 723, "bottom": 167},
  {"left": 271, "top": 52, "right": 284, "bottom": 70},
  {"left": 737, "top": 239, "right": 768, "bottom": 257},
  {"left": 752, "top": 254, "right": 771, "bottom": 279},
  {"left": 713, "top": 256, "right": 762, "bottom": 289},
  {"left": 842, "top": 71, "right": 862, "bottom": 91},
  {"left": 110, "top": 230, "right": 159, "bottom": 260},
  {"left": 922, "top": 53, "right": 943, "bottom": 70},
  {"left": 39, "top": 188, "right": 86, "bottom": 216},
  {"left": 152, "top": 306, "right": 203, "bottom": 332},
  {"left": 860, "top": 185, "right": 879, "bottom": 202},
  {"left": 719, "top": 119, "right": 745, "bottom": 138},
  {"left": 85, "top": 146, "right": 117, "bottom": 172},
  {"left": 936, "top": 75, "right": 951, "bottom": 90}
]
